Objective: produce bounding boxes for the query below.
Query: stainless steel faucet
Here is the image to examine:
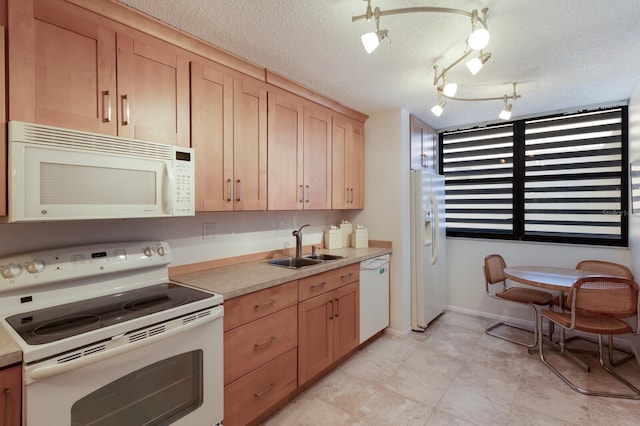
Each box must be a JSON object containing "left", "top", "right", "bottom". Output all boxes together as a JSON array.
[{"left": 292, "top": 224, "right": 310, "bottom": 259}]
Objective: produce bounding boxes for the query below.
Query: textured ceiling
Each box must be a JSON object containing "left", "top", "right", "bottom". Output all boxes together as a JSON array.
[{"left": 117, "top": 0, "right": 640, "bottom": 130}]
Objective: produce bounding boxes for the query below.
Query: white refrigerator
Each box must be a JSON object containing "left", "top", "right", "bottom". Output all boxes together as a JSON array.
[{"left": 410, "top": 169, "right": 448, "bottom": 331}]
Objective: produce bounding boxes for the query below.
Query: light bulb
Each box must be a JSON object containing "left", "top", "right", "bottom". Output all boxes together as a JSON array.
[
  {"left": 467, "top": 27, "right": 490, "bottom": 50},
  {"left": 431, "top": 102, "right": 445, "bottom": 117},
  {"left": 499, "top": 104, "right": 512, "bottom": 120},
  {"left": 466, "top": 57, "right": 483, "bottom": 75},
  {"left": 443, "top": 83, "right": 458, "bottom": 97},
  {"left": 361, "top": 32, "right": 380, "bottom": 54}
]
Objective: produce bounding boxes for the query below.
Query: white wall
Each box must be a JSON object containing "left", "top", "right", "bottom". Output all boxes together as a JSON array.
[
  {"left": 351, "top": 109, "right": 412, "bottom": 335},
  {"left": 0, "top": 210, "right": 346, "bottom": 265}
]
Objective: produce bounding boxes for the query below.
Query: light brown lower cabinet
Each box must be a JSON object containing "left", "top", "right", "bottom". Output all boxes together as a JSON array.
[
  {"left": 298, "top": 265, "right": 360, "bottom": 385},
  {"left": 224, "top": 348, "right": 297, "bottom": 426},
  {"left": 0, "top": 364, "right": 21, "bottom": 426},
  {"left": 223, "top": 281, "right": 298, "bottom": 425}
]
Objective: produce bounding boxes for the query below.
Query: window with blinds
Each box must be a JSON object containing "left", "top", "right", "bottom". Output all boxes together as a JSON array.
[{"left": 441, "top": 107, "right": 628, "bottom": 246}]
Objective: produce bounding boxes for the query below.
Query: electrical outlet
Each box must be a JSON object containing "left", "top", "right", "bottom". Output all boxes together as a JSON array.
[{"left": 203, "top": 223, "right": 217, "bottom": 239}]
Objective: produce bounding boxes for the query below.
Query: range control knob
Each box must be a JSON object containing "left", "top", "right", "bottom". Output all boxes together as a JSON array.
[
  {"left": 157, "top": 246, "right": 166, "bottom": 256},
  {"left": 0, "top": 264, "right": 22, "bottom": 279},
  {"left": 143, "top": 247, "right": 154, "bottom": 257},
  {"left": 25, "top": 260, "right": 45, "bottom": 274}
]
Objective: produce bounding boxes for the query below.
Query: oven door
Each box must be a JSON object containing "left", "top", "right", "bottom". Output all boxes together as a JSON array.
[{"left": 23, "top": 306, "right": 223, "bottom": 426}]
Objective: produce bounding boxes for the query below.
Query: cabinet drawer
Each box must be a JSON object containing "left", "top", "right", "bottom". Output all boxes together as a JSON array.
[
  {"left": 224, "top": 305, "right": 297, "bottom": 385},
  {"left": 298, "top": 263, "right": 359, "bottom": 302},
  {"left": 224, "top": 280, "right": 298, "bottom": 331},
  {"left": 224, "top": 348, "right": 297, "bottom": 426}
]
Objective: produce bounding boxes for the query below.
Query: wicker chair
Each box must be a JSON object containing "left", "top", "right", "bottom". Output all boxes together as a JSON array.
[
  {"left": 484, "top": 254, "right": 554, "bottom": 348},
  {"left": 554, "top": 260, "right": 635, "bottom": 365},
  {"left": 539, "top": 276, "right": 640, "bottom": 399}
]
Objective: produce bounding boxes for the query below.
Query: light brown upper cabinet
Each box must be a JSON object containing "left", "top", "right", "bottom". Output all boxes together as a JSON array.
[
  {"left": 191, "top": 60, "right": 267, "bottom": 211},
  {"left": 267, "top": 87, "right": 332, "bottom": 210},
  {"left": 8, "top": 0, "right": 190, "bottom": 146},
  {"left": 410, "top": 114, "right": 437, "bottom": 171},
  {"left": 332, "top": 115, "right": 364, "bottom": 209}
]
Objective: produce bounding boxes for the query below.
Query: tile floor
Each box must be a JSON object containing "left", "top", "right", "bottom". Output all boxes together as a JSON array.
[{"left": 263, "top": 311, "right": 640, "bottom": 426}]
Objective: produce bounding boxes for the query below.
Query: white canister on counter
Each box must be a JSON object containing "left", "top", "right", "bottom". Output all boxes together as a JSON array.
[
  {"left": 352, "top": 225, "right": 368, "bottom": 248},
  {"left": 324, "top": 225, "right": 343, "bottom": 249},
  {"left": 339, "top": 220, "right": 352, "bottom": 247}
]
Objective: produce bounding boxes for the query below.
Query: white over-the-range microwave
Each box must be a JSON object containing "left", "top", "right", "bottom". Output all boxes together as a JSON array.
[{"left": 6, "top": 121, "right": 195, "bottom": 222}]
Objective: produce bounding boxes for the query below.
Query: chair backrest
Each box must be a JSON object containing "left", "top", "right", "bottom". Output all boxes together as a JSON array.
[
  {"left": 484, "top": 254, "right": 507, "bottom": 285},
  {"left": 568, "top": 276, "right": 639, "bottom": 318},
  {"left": 575, "top": 260, "right": 633, "bottom": 280}
]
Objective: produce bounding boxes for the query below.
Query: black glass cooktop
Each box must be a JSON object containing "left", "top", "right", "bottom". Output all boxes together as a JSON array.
[{"left": 6, "top": 283, "right": 215, "bottom": 345}]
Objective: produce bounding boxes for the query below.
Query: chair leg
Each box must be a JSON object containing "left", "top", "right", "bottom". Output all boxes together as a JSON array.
[
  {"left": 561, "top": 334, "right": 635, "bottom": 367},
  {"left": 485, "top": 303, "right": 539, "bottom": 349},
  {"left": 539, "top": 316, "right": 640, "bottom": 400}
]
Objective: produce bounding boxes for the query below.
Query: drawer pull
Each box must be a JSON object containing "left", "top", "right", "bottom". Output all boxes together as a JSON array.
[
  {"left": 311, "top": 281, "right": 327, "bottom": 290},
  {"left": 254, "top": 299, "right": 276, "bottom": 309},
  {"left": 254, "top": 383, "right": 275, "bottom": 398},
  {"left": 329, "top": 299, "right": 334, "bottom": 319},
  {"left": 340, "top": 272, "right": 354, "bottom": 280},
  {"left": 254, "top": 336, "right": 276, "bottom": 348},
  {"left": 3, "top": 388, "right": 9, "bottom": 426},
  {"left": 335, "top": 298, "right": 339, "bottom": 317}
]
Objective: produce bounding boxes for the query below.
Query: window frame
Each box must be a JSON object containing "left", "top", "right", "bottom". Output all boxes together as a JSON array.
[{"left": 439, "top": 106, "right": 629, "bottom": 247}]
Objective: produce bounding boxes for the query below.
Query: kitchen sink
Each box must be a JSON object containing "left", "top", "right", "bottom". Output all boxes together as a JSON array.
[
  {"left": 267, "top": 257, "right": 324, "bottom": 269},
  {"left": 304, "top": 254, "right": 345, "bottom": 261}
]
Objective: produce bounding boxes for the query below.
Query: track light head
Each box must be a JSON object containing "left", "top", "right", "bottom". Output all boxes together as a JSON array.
[
  {"left": 466, "top": 51, "right": 492, "bottom": 75},
  {"left": 431, "top": 100, "right": 446, "bottom": 117},
  {"left": 499, "top": 96, "right": 513, "bottom": 120},
  {"left": 467, "top": 9, "right": 490, "bottom": 50}
]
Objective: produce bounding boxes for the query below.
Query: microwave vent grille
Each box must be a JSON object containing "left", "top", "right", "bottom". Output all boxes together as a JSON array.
[{"left": 13, "top": 121, "right": 174, "bottom": 160}]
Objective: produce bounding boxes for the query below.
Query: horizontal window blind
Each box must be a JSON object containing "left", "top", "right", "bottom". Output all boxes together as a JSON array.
[
  {"left": 524, "top": 109, "right": 624, "bottom": 242},
  {"left": 440, "top": 106, "right": 627, "bottom": 246},
  {"left": 442, "top": 125, "right": 514, "bottom": 235}
]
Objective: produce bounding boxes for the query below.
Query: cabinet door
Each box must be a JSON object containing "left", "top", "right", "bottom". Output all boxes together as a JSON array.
[
  {"left": 348, "top": 121, "right": 365, "bottom": 209},
  {"left": 9, "top": 0, "right": 117, "bottom": 134},
  {"left": 116, "top": 32, "right": 190, "bottom": 146},
  {"left": 332, "top": 115, "right": 365, "bottom": 209},
  {"left": 303, "top": 104, "right": 332, "bottom": 210},
  {"left": 332, "top": 281, "right": 360, "bottom": 360},
  {"left": 298, "top": 292, "right": 333, "bottom": 385},
  {"left": 190, "top": 61, "right": 233, "bottom": 211},
  {"left": 410, "top": 114, "right": 437, "bottom": 171},
  {"left": 0, "top": 364, "right": 21, "bottom": 426},
  {"left": 232, "top": 77, "right": 268, "bottom": 210},
  {"left": 267, "top": 88, "right": 304, "bottom": 210}
]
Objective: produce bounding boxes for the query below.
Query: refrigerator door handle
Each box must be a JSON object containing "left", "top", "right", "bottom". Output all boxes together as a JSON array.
[{"left": 429, "top": 193, "right": 439, "bottom": 265}]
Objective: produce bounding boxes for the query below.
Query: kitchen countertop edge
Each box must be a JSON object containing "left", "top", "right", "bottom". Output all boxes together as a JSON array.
[{"left": 171, "top": 247, "right": 392, "bottom": 299}]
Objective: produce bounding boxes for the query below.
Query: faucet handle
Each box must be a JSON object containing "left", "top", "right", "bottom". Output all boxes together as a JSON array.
[{"left": 312, "top": 245, "right": 317, "bottom": 256}]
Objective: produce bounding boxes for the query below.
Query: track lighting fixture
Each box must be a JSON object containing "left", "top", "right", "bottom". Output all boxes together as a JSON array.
[
  {"left": 359, "top": 0, "right": 389, "bottom": 54},
  {"left": 499, "top": 96, "right": 513, "bottom": 120},
  {"left": 353, "top": 3, "right": 490, "bottom": 54},
  {"left": 465, "top": 51, "right": 492, "bottom": 75},
  {"left": 352, "top": 2, "right": 522, "bottom": 120}
]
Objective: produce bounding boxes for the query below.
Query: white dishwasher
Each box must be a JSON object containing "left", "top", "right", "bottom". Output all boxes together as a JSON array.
[{"left": 360, "top": 254, "right": 390, "bottom": 343}]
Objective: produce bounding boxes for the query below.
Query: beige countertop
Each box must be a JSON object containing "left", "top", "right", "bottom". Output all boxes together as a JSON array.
[
  {"left": 0, "top": 246, "right": 391, "bottom": 368},
  {"left": 0, "top": 327, "right": 22, "bottom": 368},
  {"left": 171, "top": 246, "right": 392, "bottom": 299}
]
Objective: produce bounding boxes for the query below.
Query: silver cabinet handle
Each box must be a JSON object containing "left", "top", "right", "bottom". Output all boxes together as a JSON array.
[
  {"left": 299, "top": 185, "right": 304, "bottom": 203},
  {"left": 340, "top": 272, "right": 354, "bottom": 280},
  {"left": 254, "top": 383, "right": 275, "bottom": 398},
  {"left": 306, "top": 185, "right": 310, "bottom": 203},
  {"left": 254, "top": 299, "right": 276, "bottom": 309},
  {"left": 311, "top": 281, "right": 326, "bottom": 290},
  {"left": 122, "top": 94, "right": 130, "bottom": 125},
  {"left": 3, "top": 388, "right": 10, "bottom": 426},
  {"left": 350, "top": 188, "right": 354, "bottom": 203},
  {"left": 102, "top": 91, "right": 111, "bottom": 123},
  {"left": 254, "top": 336, "right": 276, "bottom": 348},
  {"left": 236, "top": 179, "right": 242, "bottom": 202},
  {"left": 226, "top": 179, "right": 233, "bottom": 202},
  {"left": 329, "top": 299, "right": 333, "bottom": 319},
  {"left": 335, "top": 298, "right": 339, "bottom": 317}
]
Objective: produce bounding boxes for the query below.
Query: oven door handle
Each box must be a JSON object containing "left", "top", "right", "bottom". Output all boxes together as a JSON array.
[{"left": 25, "top": 306, "right": 223, "bottom": 384}]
